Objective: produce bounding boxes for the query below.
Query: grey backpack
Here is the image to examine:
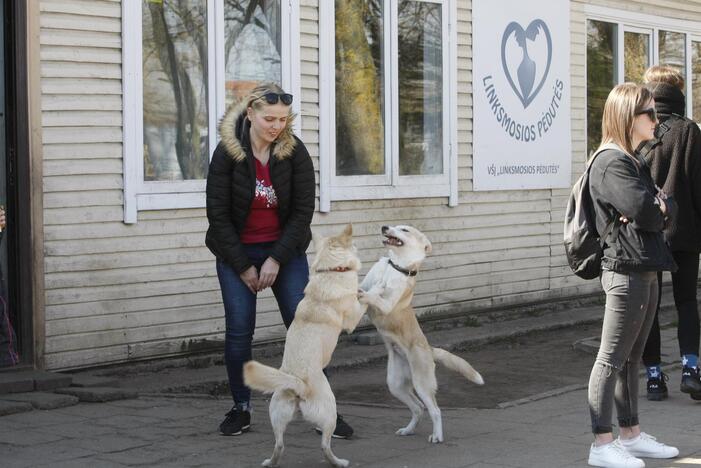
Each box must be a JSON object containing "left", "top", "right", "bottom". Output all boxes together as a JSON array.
[{"left": 563, "top": 144, "right": 620, "bottom": 279}]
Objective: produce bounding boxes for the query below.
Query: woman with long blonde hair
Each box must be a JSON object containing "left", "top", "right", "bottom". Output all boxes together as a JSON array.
[{"left": 586, "top": 83, "right": 679, "bottom": 467}]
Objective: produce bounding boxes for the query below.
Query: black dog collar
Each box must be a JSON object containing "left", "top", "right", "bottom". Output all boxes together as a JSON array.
[{"left": 388, "top": 259, "right": 418, "bottom": 277}]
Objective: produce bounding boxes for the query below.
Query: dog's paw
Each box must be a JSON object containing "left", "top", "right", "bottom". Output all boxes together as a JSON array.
[
  {"left": 428, "top": 433, "right": 443, "bottom": 444},
  {"left": 262, "top": 459, "right": 277, "bottom": 467},
  {"left": 396, "top": 427, "right": 414, "bottom": 436},
  {"left": 333, "top": 459, "right": 350, "bottom": 468}
]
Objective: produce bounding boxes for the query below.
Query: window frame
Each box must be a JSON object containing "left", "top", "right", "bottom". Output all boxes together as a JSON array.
[
  {"left": 585, "top": 4, "right": 701, "bottom": 147},
  {"left": 318, "top": 0, "right": 458, "bottom": 212},
  {"left": 122, "top": 0, "right": 301, "bottom": 223}
]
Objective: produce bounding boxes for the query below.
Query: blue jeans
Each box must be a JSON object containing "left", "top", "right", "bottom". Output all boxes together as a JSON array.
[
  {"left": 216, "top": 242, "right": 309, "bottom": 405},
  {"left": 588, "top": 270, "right": 658, "bottom": 434}
]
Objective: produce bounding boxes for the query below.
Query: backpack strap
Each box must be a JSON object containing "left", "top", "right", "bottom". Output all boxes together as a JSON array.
[
  {"left": 587, "top": 143, "right": 622, "bottom": 247},
  {"left": 639, "top": 113, "right": 683, "bottom": 160}
]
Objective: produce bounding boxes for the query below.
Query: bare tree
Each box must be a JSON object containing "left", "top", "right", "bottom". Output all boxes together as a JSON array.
[{"left": 146, "top": 0, "right": 208, "bottom": 180}]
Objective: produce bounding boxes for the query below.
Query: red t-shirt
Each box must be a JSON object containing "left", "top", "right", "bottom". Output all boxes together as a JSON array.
[{"left": 240, "top": 159, "right": 281, "bottom": 244}]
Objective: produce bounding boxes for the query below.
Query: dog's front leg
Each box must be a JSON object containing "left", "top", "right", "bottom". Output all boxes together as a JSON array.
[
  {"left": 342, "top": 299, "right": 367, "bottom": 333},
  {"left": 359, "top": 286, "right": 399, "bottom": 316}
]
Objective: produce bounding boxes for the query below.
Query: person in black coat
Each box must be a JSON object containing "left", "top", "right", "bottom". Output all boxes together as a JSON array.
[
  {"left": 206, "top": 83, "right": 353, "bottom": 439},
  {"left": 641, "top": 66, "right": 701, "bottom": 401},
  {"left": 586, "top": 83, "right": 679, "bottom": 467}
]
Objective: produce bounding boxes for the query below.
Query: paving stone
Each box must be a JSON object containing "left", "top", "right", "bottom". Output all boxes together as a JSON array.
[
  {"left": 0, "top": 428, "right": 64, "bottom": 446},
  {"left": 69, "top": 375, "right": 120, "bottom": 388},
  {"left": 28, "top": 371, "right": 73, "bottom": 391},
  {"left": 0, "top": 399, "right": 33, "bottom": 416},
  {"left": 0, "top": 371, "right": 34, "bottom": 394},
  {"left": 54, "top": 386, "right": 137, "bottom": 403},
  {"left": 2, "top": 392, "right": 79, "bottom": 410},
  {"left": 354, "top": 330, "right": 383, "bottom": 345}
]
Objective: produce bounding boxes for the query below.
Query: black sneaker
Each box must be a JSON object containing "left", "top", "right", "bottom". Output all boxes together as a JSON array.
[
  {"left": 315, "top": 414, "right": 354, "bottom": 439},
  {"left": 647, "top": 373, "right": 668, "bottom": 401},
  {"left": 219, "top": 406, "right": 251, "bottom": 436},
  {"left": 680, "top": 366, "right": 701, "bottom": 394},
  {"left": 691, "top": 392, "right": 701, "bottom": 401}
]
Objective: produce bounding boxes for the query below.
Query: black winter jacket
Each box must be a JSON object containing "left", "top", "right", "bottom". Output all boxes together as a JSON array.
[
  {"left": 644, "top": 81, "right": 701, "bottom": 253},
  {"left": 205, "top": 102, "right": 315, "bottom": 274},
  {"left": 589, "top": 147, "right": 676, "bottom": 273}
]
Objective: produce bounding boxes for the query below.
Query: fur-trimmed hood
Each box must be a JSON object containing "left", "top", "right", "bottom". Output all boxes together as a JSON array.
[{"left": 217, "top": 98, "right": 298, "bottom": 162}]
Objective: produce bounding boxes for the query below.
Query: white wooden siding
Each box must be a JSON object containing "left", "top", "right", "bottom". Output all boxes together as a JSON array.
[{"left": 38, "top": 0, "right": 696, "bottom": 370}]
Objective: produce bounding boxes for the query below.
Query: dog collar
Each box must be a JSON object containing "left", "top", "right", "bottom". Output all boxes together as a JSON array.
[
  {"left": 315, "top": 267, "right": 352, "bottom": 273},
  {"left": 388, "top": 259, "right": 418, "bottom": 277}
]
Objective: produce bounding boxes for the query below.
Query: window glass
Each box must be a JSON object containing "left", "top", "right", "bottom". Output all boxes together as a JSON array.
[
  {"left": 335, "top": 0, "right": 385, "bottom": 176},
  {"left": 659, "top": 30, "right": 686, "bottom": 78},
  {"left": 224, "top": 0, "right": 282, "bottom": 106},
  {"left": 398, "top": 0, "right": 443, "bottom": 176},
  {"left": 692, "top": 41, "right": 701, "bottom": 122},
  {"left": 624, "top": 31, "right": 649, "bottom": 83},
  {"left": 142, "top": 0, "right": 209, "bottom": 181},
  {"left": 586, "top": 20, "right": 616, "bottom": 156}
]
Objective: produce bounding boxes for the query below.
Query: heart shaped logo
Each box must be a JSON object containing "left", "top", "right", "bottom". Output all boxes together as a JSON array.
[{"left": 501, "top": 19, "right": 552, "bottom": 109}]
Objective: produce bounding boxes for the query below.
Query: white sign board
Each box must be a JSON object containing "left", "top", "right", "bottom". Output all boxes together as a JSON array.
[{"left": 473, "top": 0, "right": 571, "bottom": 190}]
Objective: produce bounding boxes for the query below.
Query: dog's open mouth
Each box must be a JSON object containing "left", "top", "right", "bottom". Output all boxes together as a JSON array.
[{"left": 383, "top": 234, "right": 404, "bottom": 246}]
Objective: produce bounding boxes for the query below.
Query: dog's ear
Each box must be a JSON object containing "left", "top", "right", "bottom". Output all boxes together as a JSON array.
[
  {"left": 337, "top": 223, "right": 353, "bottom": 245},
  {"left": 422, "top": 234, "right": 432, "bottom": 254}
]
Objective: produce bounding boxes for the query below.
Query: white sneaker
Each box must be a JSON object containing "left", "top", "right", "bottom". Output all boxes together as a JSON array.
[
  {"left": 619, "top": 432, "right": 679, "bottom": 459},
  {"left": 588, "top": 440, "right": 645, "bottom": 467}
]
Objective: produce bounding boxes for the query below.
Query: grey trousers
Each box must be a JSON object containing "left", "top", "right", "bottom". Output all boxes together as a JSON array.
[{"left": 588, "top": 270, "right": 658, "bottom": 434}]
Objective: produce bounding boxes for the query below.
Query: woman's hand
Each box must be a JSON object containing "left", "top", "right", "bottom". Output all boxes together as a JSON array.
[
  {"left": 257, "top": 257, "right": 280, "bottom": 291},
  {"left": 655, "top": 186, "right": 669, "bottom": 216},
  {"left": 240, "top": 266, "right": 259, "bottom": 294}
]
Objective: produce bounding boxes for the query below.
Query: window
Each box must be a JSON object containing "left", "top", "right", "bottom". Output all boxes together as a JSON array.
[
  {"left": 586, "top": 20, "right": 615, "bottom": 156},
  {"left": 585, "top": 6, "right": 701, "bottom": 156},
  {"left": 692, "top": 40, "right": 701, "bottom": 121},
  {"left": 624, "top": 30, "right": 650, "bottom": 83},
  {"left": 122, "top": 0, "right": 300, "bottom": 223},
  {"left": 319, "top": 0, "right": 457, "bottom": 211}
]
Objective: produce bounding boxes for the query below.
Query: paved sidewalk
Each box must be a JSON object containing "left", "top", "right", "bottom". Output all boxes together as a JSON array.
[
  {"left": 2, "top": 289, "right": 700, "bottom": 467},
  {"left": 1, "top": 379, "right": 699, "bottom": 467}
]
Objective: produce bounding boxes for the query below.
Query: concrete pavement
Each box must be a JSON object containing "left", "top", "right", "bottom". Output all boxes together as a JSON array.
[
  {"left": 1, "top": 375, "right": 699, "bottom": 467},
  {"left": 2, "top": 289, "right": 701, "bottom": 467}
]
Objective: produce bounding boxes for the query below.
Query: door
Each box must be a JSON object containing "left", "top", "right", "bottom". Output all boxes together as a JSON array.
[{"left": 1, "top": 0, "right": 31, "bottom": 368}]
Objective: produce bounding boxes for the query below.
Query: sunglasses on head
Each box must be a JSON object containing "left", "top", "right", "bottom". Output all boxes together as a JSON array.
[
  {"left": 257, "top": 92, "right": 293, "bottom": 106},
  {"left": 635, "top": 107, "right": 657, "bottom": 122}
]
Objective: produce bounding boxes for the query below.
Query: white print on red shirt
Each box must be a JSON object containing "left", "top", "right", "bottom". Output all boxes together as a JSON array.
[{"left": 255, "top": 178, "right": 278, "bottom": 208}]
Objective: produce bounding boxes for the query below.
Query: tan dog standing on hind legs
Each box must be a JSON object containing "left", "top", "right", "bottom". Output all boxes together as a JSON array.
[
  {"left": 243, "top": 224, "right": 366, "bottom": 467},
  {"left": 360, "top": 225, "right": 484, "bottom": 443}
]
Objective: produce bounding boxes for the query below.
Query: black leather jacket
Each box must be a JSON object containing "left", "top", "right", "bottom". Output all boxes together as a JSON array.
[{"left": 588, "top": 147, "right": 676, "bottom": 273}]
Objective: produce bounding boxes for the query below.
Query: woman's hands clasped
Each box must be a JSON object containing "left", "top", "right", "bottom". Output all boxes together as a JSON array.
[
  {"left": 239, "top": 257, "right": 280, "bottom": 294},
  {"left": 258, "top": 257, "right": 280, "bottom": 291}
]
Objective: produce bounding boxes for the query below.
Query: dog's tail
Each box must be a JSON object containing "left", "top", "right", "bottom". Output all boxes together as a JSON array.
[
  {"left": 243, "top": 361, "right": 308, "bottom": 398},
  {"left": 432, "top": 347, "right": 484, "bottom": 385}
]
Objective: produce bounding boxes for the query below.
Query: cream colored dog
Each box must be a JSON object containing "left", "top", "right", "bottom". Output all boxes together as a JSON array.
[
  {"left": 243, "top": 224, "right": 365, "bottom": 468},
  {"left": 360, "top": 225, "right": 484, "bottom": 443}
]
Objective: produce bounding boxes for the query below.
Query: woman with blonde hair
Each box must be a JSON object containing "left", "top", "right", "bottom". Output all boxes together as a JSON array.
[
  {"left": 206, "top": 83, "right": 353, "bottom": 438},
  {"left": 586, "top": 83, "right": 679, "bottom": 467}
]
